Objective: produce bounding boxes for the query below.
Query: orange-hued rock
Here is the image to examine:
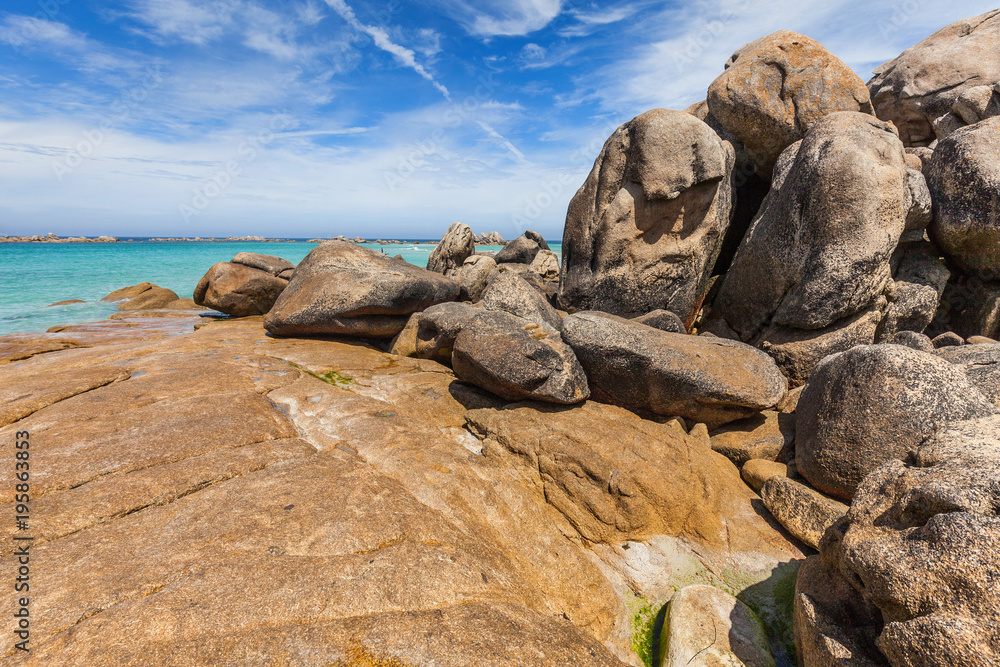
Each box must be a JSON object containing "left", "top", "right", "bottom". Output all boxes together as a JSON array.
[
  {"left": 708, "top": 31, "right": 873, "bottom": 179},
  {"left": 0, "top": 315, "right": 803, "bottom": 665}
]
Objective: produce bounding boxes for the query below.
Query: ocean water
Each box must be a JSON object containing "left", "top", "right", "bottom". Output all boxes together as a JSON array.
[{"left": 0, "top": 240, "right": 561, "bottom": 336}]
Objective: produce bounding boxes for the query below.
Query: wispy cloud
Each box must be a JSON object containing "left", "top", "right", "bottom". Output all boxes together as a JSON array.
[
  {"left": 325, "top": 0, "right": 451, "bottom": 99},
  {"left": 0, "top": 16, "right": 140, "bottom": 73},
  {"left": 437, "top": 0, "right": 564, "bottom": 37}
]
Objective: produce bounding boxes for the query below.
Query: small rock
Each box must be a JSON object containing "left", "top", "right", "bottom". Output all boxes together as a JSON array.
[
  {"left": 632, "top": 309, "right": 685, "bottom": 334},
  {"left": 527, "top": 249, "right": 560, "bottom": 281},
  {"left": 414, "top": 302, "right": 480, "bottom": 363},
  {"left": 888, "top": 330, "right": 935, "bottom": 353},
  {"left": 118, "top": 286, "right": 181, "bottom": 311},
  {"left": 761, "top": 476, "right": 848, "bottom": 550},
  {"left": 659, "top": 584, "right": 776, "bottom": 667},
  {"left": 932, "top": 332, "right": 964, "bottom": 348},
  {"left": 710, "top": 410, "right": 794, "bottom": 468},
  {"left": 46, "top": 300, "right": 85, "bottom": 307},
  {"left": 101, "top": 282, "right": 159, "bottom": 302},
  {"left": 194, "top": 262, "right": 288, "bottom": 317},
  {"left": 741, "top": 459, "right": 790, "bottom": 493},
  {"left": 969, "top": 335, "right": 998, "bottom": 345}
]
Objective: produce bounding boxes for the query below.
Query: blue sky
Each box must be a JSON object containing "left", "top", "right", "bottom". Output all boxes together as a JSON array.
[{"left": 0, "top": 0, "right": 995, "bottom": 239}]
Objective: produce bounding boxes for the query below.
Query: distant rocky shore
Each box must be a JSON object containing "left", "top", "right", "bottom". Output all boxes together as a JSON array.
[
  {"left": 1, "top": 233, "right": 118, "bottom": 243},
  {"left": 3, "top": 11, "right": 1000, "bottom": 667}
]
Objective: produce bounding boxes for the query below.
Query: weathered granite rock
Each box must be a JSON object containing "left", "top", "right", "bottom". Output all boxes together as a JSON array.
[
  {"left": 101, "top": 283, "right": 158, "bottom": 302},
  {"left": 465, "top": 400, "right": 804, "bottom": 558},
  {"left": 888, "top": 330, "right": 935, "bottom": 353},
  {"left": 707, "top": 31, "right": 873, "bottom": 179},
  {"left": 714, "top": 113, "right": 907, "bottom": 340},
  {"left": 713, "top": 112, "right": 910, "bottom": 382},
  {"left": 494, "top": 230, "right": 549, "bottom": 265},
  {"left": 903, "top": 169, "right": 933, "bottom": 241},
  {"left": 118, "top": 286, "right": 181, "bottom": 311},
  {"left": 632, "top": 309, "right": 685, "bottom": 334},
  {"left": 659, "top": 584, "right": 775, "bottom": 667},
  {"left": 756, "top": 302, "right": 887, "bottom": 388},
  {"left": 794, "top": 556, "right": 889, "bottom": 667},
  {"left": 796, "top": 344, "right": 996, "bottom": 500},
  {"left": 458, "top": 254, "right": 497, "bottom": 302},
  {"left": 230, "top": 252, "right": 295, "bottom": 276},
  {"left": 528, "top": 248, "right": 560, "bottom": 281},
  {"left": 46, "top": 299, "right": 85, "bottom": 307},
  {"left": 761, "top": 476, "right": 848, "bottom": 550},
  {"left": 562, "top": 312, "right": 786, "bottom": 428},
  {"left": 414, "top": 301, "right": 480, "bottom": 362},
  {"left": 559, "top": 109, "right": 734, "bottom": 320},
  {"left": 452, "top": 310, "right": 588, "bottom": 404},
  {"left": 932, "top": 331, "right": 965, "bottom": 348},
  {"left": 194, "top": 261, "right": 289, "bottom": 317},
  {"left": 927, "top": 116, "right": 1000, "bottom": 276},
  {"left": 264, "top": 241, "right": 459, "bottom": 338},
  {"left": 822, "top": 415, "right": 1000, "bottom": 666},
  {"left": 496, "top": 263, "right": 559, "bottom": 304},
  {"left": 387, "top": 312, "right": 420, "bottom": 357},
  {"left": 427, "top": 222, "right": 475, "bottom": 277},
  {"left": 481, "top": 272, "right": 562, "bottom": 331},
  {"left": 937, "top": 342, "right": 1000, "bottom": 406},
  {"left": 741, "top": 459, "right": 791, "bottom": 494},
  {"left": 472, "top": 230, "right": 506, "bottom": 245},
  {"left": 710, "top": 410, "right": 794, "bottom": 468},
  {"left": 868, "top": 9, "right": 1000, "bottom": 146}
]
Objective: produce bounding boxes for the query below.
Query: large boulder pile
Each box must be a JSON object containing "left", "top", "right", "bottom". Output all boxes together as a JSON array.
[
  {"left": 153, "top": 13, "right": 1000, "bottom": 667},
  {"left": 559, "top": 109, "right": 735, "bottom": 321}
]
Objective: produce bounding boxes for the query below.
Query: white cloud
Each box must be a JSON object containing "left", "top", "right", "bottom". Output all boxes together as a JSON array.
[
  {"left": 559, "top": 3, "right": 640, "bottom": 36},
  {"left": 436, "top": 0, "right": 563, "bottom": 37},
  {"left": 127, "top": 0, "right": 234, "bottom": 45},
  {"left": 325, "top": 0, "right": 451, "bottom": 99},
  {"left": 0, "top": 16, "right": 141, "bottom": 73}
]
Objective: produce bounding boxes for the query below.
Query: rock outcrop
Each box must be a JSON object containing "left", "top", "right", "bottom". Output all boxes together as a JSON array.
[
  {"left": 562, "top": 312, "right": 787, "bottom": 428},
  {"left": 427, "top": 222, "right": 475, "bottom": 277},
  {"left": 264, "top": 241, "right": 459, "bottom": 338},
  {"left": 795, "top": 344, "right": 996, "bottom": 500},
  {"left": 559, "top": 109, "right": 735, "bottom": 320},
  {"left": 707, "top": 31, "right": 873, "bottom": 179},
  {"left": 712, "top": 112, "right": 910, "bottom": 384},
  {"left": 868, "top": 9, "right": 1000, "bottom": 146}
]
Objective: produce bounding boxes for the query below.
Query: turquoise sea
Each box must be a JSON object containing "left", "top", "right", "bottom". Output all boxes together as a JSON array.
[{"left": 0, "top": 240, "right": 561, "bottom": 336}]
